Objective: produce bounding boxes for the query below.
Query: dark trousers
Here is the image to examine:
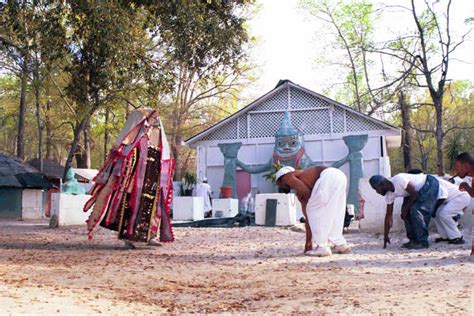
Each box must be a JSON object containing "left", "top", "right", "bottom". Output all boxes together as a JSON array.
[
  {"left": 404, "top": 205, "right": 433, "bottom": 246},
  {"left": 403, "top": 175, "right": 439, "bottom": 245}
]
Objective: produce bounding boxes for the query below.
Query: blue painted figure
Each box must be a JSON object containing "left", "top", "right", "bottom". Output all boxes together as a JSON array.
[
  {"left": 332, "top": 135, "right": 368, "bottom": 217},
  {"left": 236, "top": 112, "right": 317, "bottom": 175},
  {"left": 62, "top": 168, "right": 86, "bottom": 195}
]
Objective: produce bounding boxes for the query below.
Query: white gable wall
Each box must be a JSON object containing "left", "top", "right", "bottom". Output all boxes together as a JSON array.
[
  {"left": 198, "top": 135, "right": 389, "bottom": 198},
  {"left": 188, "top": 82, "right": 400, "bottom": 198}
]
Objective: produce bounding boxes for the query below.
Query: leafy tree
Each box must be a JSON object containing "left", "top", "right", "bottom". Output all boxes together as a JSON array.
[
  {"left": 56, "top": 2, "right": 159, "bottom": 177},
  {"left": 380, "top": 0, "right": 472, "bottom": 175},
  {"left": 301, "top": 0, "right": 411, "bottom": 115},
  {"left": 0, "top": 0, "right": 255, "bottom": 180},
  {"left": 0, "top": 1, "right": 36, "bottom": 160},
  {"left": 147, "top": 0, "right": 254, "bottom": 179},
  {"left": 390, "top": 80, "right": 474, "bottom": 174}
]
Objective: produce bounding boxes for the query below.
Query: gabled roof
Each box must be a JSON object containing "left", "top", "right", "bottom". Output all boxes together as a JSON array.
[
  {"left": 185, "top": 80, "right": 400, "bottom": 145},
  {"left": 0, "top": 153, "right": 52, "bottom": 189}
]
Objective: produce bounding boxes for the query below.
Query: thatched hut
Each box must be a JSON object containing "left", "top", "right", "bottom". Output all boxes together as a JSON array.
[{"left": 0, "top": 153, "right": 52, "bottom": 219}]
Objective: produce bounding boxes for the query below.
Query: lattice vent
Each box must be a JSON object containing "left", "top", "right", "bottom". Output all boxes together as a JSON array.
[
  {"left": 346, "top": 110, "right": 386, "bottom": 131},
  {"left": 332, "top": 107, "right": 345, "bottom": 133},
  {"left": 290, "top": 88, "right": 330, "bottom": 109},
  {"left": 249, "top": 112, "right": 285, "bottom": 138},
  {"left": 292, "top": 110, "right": 331, "bottom": 135},
  {"left": 252, "top": 89, "right": 288, "bottom": 112},
  {"left": 238, "top": 115, "right": 248, "bottom": 139},
  {"left": 202, "top": 120, "right": 238, "bottom": 141}
]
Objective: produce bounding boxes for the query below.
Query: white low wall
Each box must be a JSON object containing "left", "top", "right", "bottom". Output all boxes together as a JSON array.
[
  {"left": 173, "top": 196, "right": 204, "bottom": 221},
  {"left": 255, "top": 193, "right": 297, "bottom": 226},
  {"left": 212, "top": 199, "right": 238, "bottom": 218},
  {"left": 359, "top": 178, "right": 404, "bottom": 233},
  {"left": 22, "top": 189, "right": 45, "bottom": 220},
  {"left": 51, "top": 193, "right": 92, "bottom": 226}
]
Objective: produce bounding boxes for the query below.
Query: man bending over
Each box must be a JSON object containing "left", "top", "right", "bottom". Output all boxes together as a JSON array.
[
  {"left": 369, "top": 173, "right": 440, "bottom": 249},
  {"left": 275, "top": 166, "right": 350, "bottom": 257}
]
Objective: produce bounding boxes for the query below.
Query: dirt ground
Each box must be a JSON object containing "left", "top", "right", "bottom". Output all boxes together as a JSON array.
[{"left": 0, "top": 220, "right": 472, "bottom": 315}]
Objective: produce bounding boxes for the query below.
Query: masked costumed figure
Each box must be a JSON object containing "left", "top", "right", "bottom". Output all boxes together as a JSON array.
[{"left": 83, "top": 108, "right": 174, "bottom": 248}]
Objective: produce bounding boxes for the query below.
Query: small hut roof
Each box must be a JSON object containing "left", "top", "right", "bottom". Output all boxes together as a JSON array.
[
  {"left": 0, "top": 154, "right": 52, "bottom": 189},
  {"left": 27, "top": 158, "right": 65, "bottom": 179}
]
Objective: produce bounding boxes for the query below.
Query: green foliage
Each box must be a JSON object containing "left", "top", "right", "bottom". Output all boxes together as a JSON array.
[
  {"left": 179, "top": 171, "right": 197, "bottom": 196},
  {"left": 0, "top": 1, "right": 255, "bottom": 173},
  {"left": 263, "top": 163, "right": 285, "bottom": 184},
  {"left": 300, "top": 0, "right": 382, "bottom": 114},
  {"left": 393, "top": 80, "right": 474, "bottom": 174}
]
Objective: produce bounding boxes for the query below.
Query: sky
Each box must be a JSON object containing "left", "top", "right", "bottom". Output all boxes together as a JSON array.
[{"left": 245, "top": 0, "right": 474, "bottom": 98}]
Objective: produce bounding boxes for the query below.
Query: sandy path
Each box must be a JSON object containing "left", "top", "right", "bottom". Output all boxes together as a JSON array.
[{"left": 0, "top": 221, "right": 472, "bottom": 314}]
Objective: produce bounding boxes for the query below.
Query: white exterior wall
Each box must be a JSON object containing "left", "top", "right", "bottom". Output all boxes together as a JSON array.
[
  {"left": 188, "top": 82, "right": 399, "bottom": 199},
  {"left": 196, "top": 133, "right": 391, "bottom": 198},
  {"left": 21, "top": 189, "right": 45, "bottom": 219}
]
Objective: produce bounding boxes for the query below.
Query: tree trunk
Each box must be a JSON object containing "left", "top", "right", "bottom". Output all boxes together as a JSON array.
[
  {"left": 74, "top": 139, "right": 86, "bottom": 168},
  {"left": 126, "top": 102, "right": 133, "bottom": 119},
  {"left": 434, "top": 97, "right": 444, "bottom": 175},
  {"left": 420, "top": 145, "right": 428, "bottom": 171},
  {"left": 172, "top": 134, "right": 183, "bottom": 181},
  {"left": 17, "top": 55, "right": 29, "bottom": 160},
  {"left": 84, "top": 118, "right": 91, "bottom": 168},
  {"left": 45, "top": 99, "right": 53, "bottom": 160},
  {"left": 74, "top": 118, "right": 91, "bottom": 169},
  {"left": 103, "top": 108, "right": 110, "bottom": 163},
  {"left": 64, "top": 119, "right": 89, "bottom": 180},
  {"left": 33, "top": 67, "right": 43, "bottom": 173},
  {"left": 399, "top": 91, "right": 413, "bottom": 171}
]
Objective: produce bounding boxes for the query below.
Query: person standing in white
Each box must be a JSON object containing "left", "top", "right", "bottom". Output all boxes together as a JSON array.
[
  {"left": 195, "top": 178, "right": 212, "bottom": 217},
  {"left": 275, "top": 166, "right": 350, "bottom": 257},
  {"left": 433, "top": 178, "right": 470, "bottom": 244}
]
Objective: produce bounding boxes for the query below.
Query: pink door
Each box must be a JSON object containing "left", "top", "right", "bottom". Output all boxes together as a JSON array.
[{"left": 236, "top": 170, "right": 251, "bottom": 200}]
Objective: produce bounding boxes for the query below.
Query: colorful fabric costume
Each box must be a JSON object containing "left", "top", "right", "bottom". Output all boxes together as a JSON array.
[{"left": 83, "top": 108, "right": 174, "bottom": 243}]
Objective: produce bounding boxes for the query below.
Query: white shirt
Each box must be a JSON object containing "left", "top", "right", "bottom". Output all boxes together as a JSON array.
[
  {"left": 195, "top": 182, "right": 212, "bottom": 212},
  {"left": 437, "top": 177, "right": 468, "bottom": 202},
  {"left": 385, "top": 173, "right": 427, "bottom": 204}
]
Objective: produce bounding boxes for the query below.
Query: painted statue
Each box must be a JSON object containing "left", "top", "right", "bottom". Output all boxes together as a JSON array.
[
  {"left": 332, "top": 135, "right": 368, "bottom": 217},
  {"left": 83, "top": 108, "right": 174, "bottom": 248},
  {"left": 219, "top": 112, "right": 318, "bottom": 197},
  {"left": 62, "top": 168, "right": 86, "bottom": 195},
  {"left": 218, "top": 142, "right": 241, "bottom": 199},
  {"left": 218, "top": 111, "right": 368, "bottom": 218},
  {"left": 236, "top": 112, "right": 317, "bottom": 174}
]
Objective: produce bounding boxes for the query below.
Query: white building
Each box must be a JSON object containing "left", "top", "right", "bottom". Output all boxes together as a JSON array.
[{"left": 185, "top": 80, "right": 401, "bottom": 200}]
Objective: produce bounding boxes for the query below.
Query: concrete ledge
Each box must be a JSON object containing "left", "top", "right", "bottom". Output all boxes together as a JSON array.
[
  {"left": 255, "top": 193, "right": 297, "bottom": 226},
  {"left": 51, "top": 193, "right": 91, "bottom": 226},
  {"left": 212, "top": 198, "right": 238, "bottom": 218},
  {"left": 173, "top": 196, "right": 204, "bottom": 221}
]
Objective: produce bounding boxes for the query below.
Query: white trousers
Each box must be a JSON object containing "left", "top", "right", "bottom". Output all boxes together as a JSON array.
[
  {"left": 434, "top": 192, "right": 470, "bottom": 239},
  {"left": 306, "top": 168, "right": 347, "bottom": 248}
]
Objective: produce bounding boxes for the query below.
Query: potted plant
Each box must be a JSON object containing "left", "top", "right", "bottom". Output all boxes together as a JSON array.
[{"left": 179, "top": 172, "right": 197, "bottom": 196}]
